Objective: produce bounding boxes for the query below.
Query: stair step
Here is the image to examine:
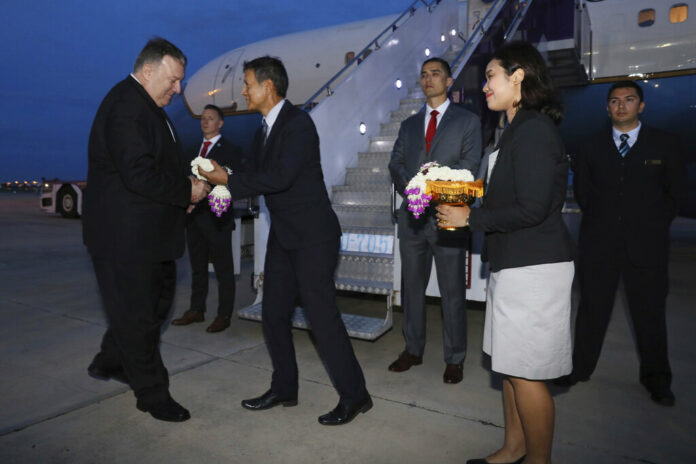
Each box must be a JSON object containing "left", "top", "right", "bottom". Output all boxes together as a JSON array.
[
  {"left": 408, "top": 87, "right": 425, "bottom": 98},
  {"left": 344, "top": 166, "right": 392, "bottom": 186},
  {"left": 237, "top": 303, "right": 392, "bottom": 340},
  {"left": 334, "top": 204, "right": 393, "bottom": 229},
  {"left": 391, "top": 108, "right": 421, "bottom": 121},
  {"left": 336, "top": 253, "right": 394, "bottom": 287},
  {"left": 368, "top": 135, "right": 396, "bottom": 152},
  {"left": 357, "top": 151, "right": 391, "bottom": 168},
  {"left": 400, "top": 97, "right": 426, "bottom": 106},
  {"left": 379, "top": 121, "right": 402, "bottom": 136},
  {"left": 332, "top": 185, "right": 391, "bottom": 207}
]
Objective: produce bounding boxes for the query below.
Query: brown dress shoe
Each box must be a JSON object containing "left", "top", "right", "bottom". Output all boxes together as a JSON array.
[
  {"left": 171, "top": 310, "right": 204, "bottom": 326},
  {"left": 206, "top": 316, "right": 231, "bottom": 333},
  {"left": 443, "top": 363, "right": 463, "bottom": 384},
  {"left": 388, "top": 351, "right": 423, "bottom": 372}
]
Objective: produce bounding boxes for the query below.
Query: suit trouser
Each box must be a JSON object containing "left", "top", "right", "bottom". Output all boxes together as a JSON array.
[
  {"left": 262, "top": 233, "right": 368, "bottom": 405},
  {"left": 92, "top": 257, "right": 176, "bottom": 403},
  {"left": 572, "top": 241, "right": 672, "bottom": 389},
  {"left": 399, "top": 229, "right": 468, "bottom": 364},
  {"left": 186, "top": 220, "right": 235, "bottom": 318}
]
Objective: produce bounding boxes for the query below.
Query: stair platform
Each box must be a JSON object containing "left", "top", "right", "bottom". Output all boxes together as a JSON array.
[{"left": 237, "top": 302, "right": 392, "bottom": 341}]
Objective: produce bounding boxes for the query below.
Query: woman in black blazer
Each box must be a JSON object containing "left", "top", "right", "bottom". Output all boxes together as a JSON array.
[{"left": 438, "top": 42, "right": 574, "bottom": 464}]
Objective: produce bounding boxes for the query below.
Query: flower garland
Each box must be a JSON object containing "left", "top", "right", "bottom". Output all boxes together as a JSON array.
[
  {"left": 404, "top": 161, "right": 474, "bottom": 218},
  {"left": 190, "top": 157, "right": 233, "bottom": 217}
]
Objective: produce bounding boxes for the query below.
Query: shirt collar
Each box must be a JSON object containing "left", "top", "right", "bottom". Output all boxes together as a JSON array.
[
  {"left": 613, "top": 121, "right": 642, "bottom": 146},
  {"left": 426, "top": 98, "right": 450, "bottom": 116},
  {"left": 263, "top": 99, "right": 286, "bottom": 135},
  {"left": 203, "top": 134, "right": 222, "bottom": 145}
]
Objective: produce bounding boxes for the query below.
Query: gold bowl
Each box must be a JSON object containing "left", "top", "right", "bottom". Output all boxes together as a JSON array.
[{"left": 426, "top": 179, "right": 483, "bottom": 230}]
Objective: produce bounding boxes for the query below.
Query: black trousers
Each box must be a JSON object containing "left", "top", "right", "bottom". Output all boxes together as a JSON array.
[
  {"left": 186, "top": 220, "right": 235, "bottom": 318},
  {"left": 399, "top": 229, "right": 468, "bottom": 364},
  {"left": 92, "top": 257, "right": 176, "bottom": 403},
  {"left": 572, "top": 241, "right": 672, "bottom": 389},
  {"left": 262, "top": 233, "right": 368, "bottom": 405}
]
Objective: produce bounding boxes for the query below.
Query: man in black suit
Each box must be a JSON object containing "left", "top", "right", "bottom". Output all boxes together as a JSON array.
[
  {"left": 556, "top": 81, "right": 687, "bottom": 406},
  {"left": 388, "top": 57, "right": 481, "bottom": 384},
  {"left": 83, "top": 38, "right": 210, "bottom": 422},
  {"left": 201, "top": 56, "right": 371, "bottom": 425},
  {"left": 171, "top": 104, "right": 244, "bottom": 333}
]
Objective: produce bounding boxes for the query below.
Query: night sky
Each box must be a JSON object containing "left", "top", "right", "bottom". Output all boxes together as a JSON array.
[{"left": 0, "top": 0, "right": 409, "bottom": 181}]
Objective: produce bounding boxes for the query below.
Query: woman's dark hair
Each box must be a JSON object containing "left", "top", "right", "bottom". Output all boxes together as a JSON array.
[{"left": 492, "top": 41, "right": 562, "bottom": 123}]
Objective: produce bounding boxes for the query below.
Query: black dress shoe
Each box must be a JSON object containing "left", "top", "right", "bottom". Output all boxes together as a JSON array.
[
  {"left": 87, "top": 360, "right": 129, "bottom": 384},
  {"left": 647, "top": 385, "right": 675, "bottom": 407},
  {"left": 318, "top": 396, "right": 373, "bottom": 426},
  {"left": 466, "top": 455, "right": 525, "bottom": 464},
  {"left": 136, "top": 396, "right": 190, "bottom": 422},
  {"left": 443, "top": 363, "right": 463, "bottom": 384},
  {"left": 241, "top": 390, "right": 298, "bottom": 410}
]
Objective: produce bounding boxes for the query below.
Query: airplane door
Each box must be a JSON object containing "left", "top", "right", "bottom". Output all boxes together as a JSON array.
[{"left": 213, "top": 50, "right": 244, "bottom": 112}]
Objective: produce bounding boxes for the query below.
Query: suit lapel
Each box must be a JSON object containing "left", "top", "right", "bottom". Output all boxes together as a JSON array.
[
  {"left": 261, "top": 100, "right": 291, "bottom": 167},
  {"left": 413, "top": 109, "right": 427, "bottom": 163}
]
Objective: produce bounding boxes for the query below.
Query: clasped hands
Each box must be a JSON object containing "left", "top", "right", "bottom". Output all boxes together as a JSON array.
[
  {"left": 187, "top": 161, "right": 229, "bottom": 213},
  {"left": 435, "top": 204, "right": 471, "bottom": 228}
]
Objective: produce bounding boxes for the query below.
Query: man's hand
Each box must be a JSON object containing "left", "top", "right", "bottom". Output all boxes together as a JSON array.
[
  {"left": 190, "top": 177, "right": 211, "bottom": 203},
  {"left": 198, "top": 159, "right": 229, "bottom": 186}
]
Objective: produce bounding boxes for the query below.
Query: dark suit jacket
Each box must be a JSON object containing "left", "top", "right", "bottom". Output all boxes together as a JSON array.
[
  {"left": 469, "top": 109, "right": 574, "bottom": 272},
  {"left": 574, "top": 123, "right": 687, "bottom": 267},
  {"left": 226, "top": 100, "right": 341, "bottom": 249},
  {"left": 83, "top": 75, "right": 191, "bottom": 263},
  {"left": 389, "top": 102, "right": 482, "bottom": 238},
  {"left": 188, "top": 137, "right": 244, "bottom": 231}
]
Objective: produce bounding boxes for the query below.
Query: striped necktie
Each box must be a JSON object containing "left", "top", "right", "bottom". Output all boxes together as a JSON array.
[
  {"left": 618, "top": 133, "right": 630, "bottom": 157},
  {"left": 261, "top": 119, "right": 268, "bottom": 146}
]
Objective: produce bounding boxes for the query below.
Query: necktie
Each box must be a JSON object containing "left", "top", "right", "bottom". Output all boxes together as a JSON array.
[
  {"left": 261, "top": 119, "right": 269, "bottom": 145},
  {"left": 618, "top": 133, "right": 630, "bottom": 157},
  {"left": 425, "top": 110, "right": 439, "bottom": 155},
  {"left": 200, "top": 141, "right": 212, "bottom": 158}
]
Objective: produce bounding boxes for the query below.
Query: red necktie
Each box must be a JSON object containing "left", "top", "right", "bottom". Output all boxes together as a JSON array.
[
  {"left": 200, "top": 141, "right": 212, "bottom": 158},
  {"left": 425, "top": 110, "right": 439, "bottom": 155}
]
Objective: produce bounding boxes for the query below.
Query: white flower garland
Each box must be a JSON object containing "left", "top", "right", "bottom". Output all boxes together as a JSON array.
[
  {"left": 190, "top": 156, "right": 232, "bottom": 217},
  {"left": 404, "top": 162, "right": 474, "bottom": 218}
]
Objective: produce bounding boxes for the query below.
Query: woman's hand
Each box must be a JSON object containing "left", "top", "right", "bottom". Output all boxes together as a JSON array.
[{"left": 435, "top": 204, "right": 471, "bottom": 228}]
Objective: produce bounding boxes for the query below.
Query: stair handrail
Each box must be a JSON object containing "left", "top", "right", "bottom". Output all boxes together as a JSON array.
[
  {"left": 503, "top": 0, "right": 534, "bottom": 41},
  {"left": 301, "top": 0, "right": 443, "bottom": 111},
  {"left": 450, "top": 0, "right": 508, "bottom": 81}
]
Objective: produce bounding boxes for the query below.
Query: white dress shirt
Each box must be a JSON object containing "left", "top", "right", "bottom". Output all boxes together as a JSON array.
[
  {"left": 612, "top": 121, "right": 641, "bottom": 150},
  {"left": 198, "top": 134, "right": 221, "bottom": 157},
  {"left": 263, "top": 99, "right": 286, "bottom": 138},
  {"left": 423, "top": 99, "right": 451, "bottom": 135}
]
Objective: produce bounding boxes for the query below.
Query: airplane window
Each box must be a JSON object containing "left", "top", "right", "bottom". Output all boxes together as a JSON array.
[
  {"left": 638, "top": 9, "right": 656, "bottom": 27},
  {"left": 670, "top": 4, "right": 688, "bottom": 23}
]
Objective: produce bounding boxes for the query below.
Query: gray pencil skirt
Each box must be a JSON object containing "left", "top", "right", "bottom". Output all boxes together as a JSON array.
[{"left": 483, "top": 261, "right": 574, "bottom": 380}]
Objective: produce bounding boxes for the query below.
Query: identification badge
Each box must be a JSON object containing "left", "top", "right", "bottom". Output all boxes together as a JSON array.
[{"left": 645, "top": 159, "right": 663, "bottom": 165}]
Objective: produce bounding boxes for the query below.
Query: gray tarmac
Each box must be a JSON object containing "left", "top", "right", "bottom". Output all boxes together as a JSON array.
[{"left": 0, "top": 193, "right": 694, "bottom": 464}]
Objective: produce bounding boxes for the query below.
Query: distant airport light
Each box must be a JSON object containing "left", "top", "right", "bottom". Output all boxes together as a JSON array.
[
  {"left": 450, "top": 29, "right": 457, "bottom": 36},
  {"left": 359, "top": 123, "right": 367, "bottom": 135},
  {"left": 425, "top": 48, "right": 431, "bottom": 57},
  {"left": 395, "top": 79, "right": 402, "bottom": 89},
  {"left": 440, "top": 34, "right": 446, "bottom": 42},
  {"left": 654, "top": 84, "right": 660, "bottom": 88}
]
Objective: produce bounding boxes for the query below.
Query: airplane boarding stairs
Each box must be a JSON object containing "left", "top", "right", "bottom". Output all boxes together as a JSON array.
[{"left": 237, "top": 0, "right": 517, "bottom": 340}]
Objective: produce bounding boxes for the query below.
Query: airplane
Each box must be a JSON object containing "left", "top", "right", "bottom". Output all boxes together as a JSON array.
[{"left": 46, "top": 0, "right": 695, "bottom": 339}]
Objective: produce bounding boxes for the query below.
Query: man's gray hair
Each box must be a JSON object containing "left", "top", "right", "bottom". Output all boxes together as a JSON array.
[{"left": 133, "top": 37, "right": 187, "bottom": 72}]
